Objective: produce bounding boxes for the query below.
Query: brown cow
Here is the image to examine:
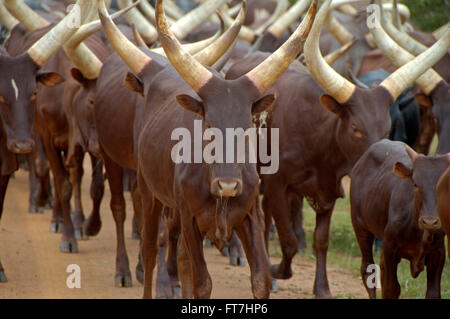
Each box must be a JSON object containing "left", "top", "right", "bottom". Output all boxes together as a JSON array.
[
  {"left": 350, "top": 139, "right": 448, "bottom": 298},
  {"left": 225, "top": 0, "right": 449, "bottom": 298},
  {"left": 98, "top": 0, "right": 317, "bottom": 298},
  {"left": 0, "top": 0, "right": 93, "bottom": 282},
  {"left": 437, "top": 167, "right": 450, "bottom": 258}
]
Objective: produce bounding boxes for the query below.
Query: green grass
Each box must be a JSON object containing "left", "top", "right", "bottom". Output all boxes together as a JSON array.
[{"left": 268, "top": 194, "right": 450, "bottom": 299}]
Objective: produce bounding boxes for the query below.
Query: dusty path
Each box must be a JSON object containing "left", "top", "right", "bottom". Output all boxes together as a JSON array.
[{"left": 0, "top": 164, "right": 366, "bottom": 299}]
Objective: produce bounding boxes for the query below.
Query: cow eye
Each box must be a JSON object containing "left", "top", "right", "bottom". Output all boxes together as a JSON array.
[{"left": 351, "top": 124, "right": 363, "bottom": 138}]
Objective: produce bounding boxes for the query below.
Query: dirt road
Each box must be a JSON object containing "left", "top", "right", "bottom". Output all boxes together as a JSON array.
[{"left": 0, "top": 164, "right": 366, "bottom": 299}]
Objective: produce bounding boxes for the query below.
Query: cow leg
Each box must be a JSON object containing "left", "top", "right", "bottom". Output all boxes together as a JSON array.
[
  {"left": 262, "top": 183, "right": 297, "bottom": 279},
  {"left": 43, "top": 136, "right": 77, "bottom": 252},
  {"left": 34, "top": 134, "right": 52, "bottom": 210},
  {"left": 380, "top": 243, "right": 401, "bottom": 299},
  {"left": 83, "top": 154, "right": 104, "bottom": 236},
  {"left": 0, "top": 174, "right": 11, "bottom": 282},
  {"left": 69, "top": 150, "right": 87, "bottom": 241},
  {"left": 103, "top": 155, "right": 131, "bottom": 287},
  {"left": 235, "top": 204, "right": 271, "bottom": 299},
  {"left": 130, "top": 180, "right": 145, "bottom": 284},
  {"left": 166, "top": 210, "right": 181, "bottom": 297},
  {"left": 312, "top": 205, "right": 334, "bottom": 299},
  {"left": 424, "top": 235, "right": 445, "bottom": 299},
  {"left": 229, "top": 231, "right": 245, "bottom": 267},
  {"left": 27, "top": 153, "right": 42, "bottom": 214},
  {"left": 126, "top": 171, "right": 140, "bottom": 240},
  {"left": 156, "top": 215, "right": 173, "bottom": 299},
  {"left": 290, "top": 195, "right": 307, "bottom": 252},
  {"left": 177, "top": 234, "right": 194, "bottom": 298},
  {"left": 139, "top": 172, "right": 162, "bottom": 299},
  {"left": 180, "top": 212, "right": 212, "bottom": 299},
  {"left": 50, "top": 187, "right": 64, "bottom": 233},
  {"left": 353, "top": 226, "right": 376, "bottom": 298}
]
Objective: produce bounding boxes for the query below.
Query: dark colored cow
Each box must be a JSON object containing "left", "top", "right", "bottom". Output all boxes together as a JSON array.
[
  {"left": 0, "top": 0, "right": 92, "bottom": 283},
  {"left": 98, "top": 0, "right": 317, "bottom": 298},
  {"left": 350, "top": 139, "right": 448, "bottom": 298},
  {"left": 226, "top": 0, "right": 448, "bottom": 298},
  {"left": 437, "top": 167, "right": 450, "bottom": 258}
]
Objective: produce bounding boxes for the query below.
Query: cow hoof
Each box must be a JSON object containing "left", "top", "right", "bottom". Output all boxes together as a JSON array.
[
  {"left": 75, "top": 229, "right": 89, "bottom": 241},
  {"left": 115, "top": 275, "right": 132, "bottom": 287},
  {"left": 135, "top": 267, "right": 144, "bottom": 284},
  {"left": 131, "top": 231, "right": 140, "bottom": 240},
  {"left": 237, "top": 257, "right": 246, "bottom": 267},
  {"left": 221, "top": 246, "right": 230, "bottom": 257},
  {"left": 60, "top": 241, "right": 79, "bottom": 253},
  {"left": 28, "top": 204, "right": 36, "bottom": 213},
  {"left": 50, "top": 222, "right": 63, "bottom": 233},
  {"left": 270, "top": 279, "right": 278, "bottom": 292},
  {"left": 204, "top": 238, "right": 214, "bottom": 247},
  {"left": 83, "top": 218, "right": 102, "bottom": 237},
  {"left": 314, "top": 290, "right": 332, "bottom": 299},
  {"left": 270, "top": 264, "right": 292, "bottom": 279},
  {"left": 172, "top": 286, "right": 182, "bottom": 298},
  {"left": 0, "top": 271, "right": 7, "bottom": 283}
]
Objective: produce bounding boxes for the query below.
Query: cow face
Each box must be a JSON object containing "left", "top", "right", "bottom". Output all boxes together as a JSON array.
[
  {"left": 67, "top": 69, "right": 101, "bottom": 166},
  {"left": 320, "top": 86, "right": 392, "bottom": 165},
  {"left": 416, "top": 82, "right": 450, "bottom": 154},
  {"left": 0, "top": 52, "right": 63, "bottom": 154},
  {"left": 176, "top": 77, "right": 274, "bottom": 198},
  {"left": 394, "top": 148, "right": 450, "bottom": 232}
]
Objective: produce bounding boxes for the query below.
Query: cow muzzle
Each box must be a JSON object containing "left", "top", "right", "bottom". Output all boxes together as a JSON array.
[
  {"left": 211, "top": 178, "right": 243, "bottom": 197},
  {"left": 419, "top": 216, "right": 441, "bottom": 231},
  {"left": 9, "top": 140, "right": 34, "bottom": 154}
]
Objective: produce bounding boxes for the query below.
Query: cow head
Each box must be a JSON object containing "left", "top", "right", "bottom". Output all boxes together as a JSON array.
[
  {"left": 304, "top": 0, "right": 449, "bottom": 166},
  {"left": 0, "top": 0, "right": 95, "bottom": 154},
  {"left": 67, "top": 68, "right": 102, "bottom": 164},
  {"left": 415, "top": 82, "right": 450, "bottom": 154},
  {"left": 0, "top": 51, "right": 63, "bottom": 154},
  {"left": 100, "top": 0, "right": 317, "bottom": 198},
  {"left": 393, "top": 147, "right": 450, "bottom": 231}
]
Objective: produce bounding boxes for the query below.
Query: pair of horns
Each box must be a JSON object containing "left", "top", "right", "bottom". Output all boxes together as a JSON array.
[
  {"left": 304, "top": 0, "right": 448, "bottom": 104},
  {"left": 370, "top": 1, "right": 449, "bottom": 97}
]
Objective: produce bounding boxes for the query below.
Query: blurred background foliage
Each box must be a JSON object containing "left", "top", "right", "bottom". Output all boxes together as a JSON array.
[{"left": 289, "top": 0, "right": 449, "bottom": 32}]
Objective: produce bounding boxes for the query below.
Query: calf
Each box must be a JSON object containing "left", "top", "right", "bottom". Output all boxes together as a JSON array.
[{"left": 350, "top": 139, "right": 448, "bottom": 298}]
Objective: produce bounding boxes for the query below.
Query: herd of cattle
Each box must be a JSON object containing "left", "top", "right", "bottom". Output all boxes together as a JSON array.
[{"left": 0, "top": 0, "right": 448, "bottom": 299}]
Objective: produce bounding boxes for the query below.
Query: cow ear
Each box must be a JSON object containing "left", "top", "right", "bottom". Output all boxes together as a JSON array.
[
  {"left": 252, "top": 94, "right": 275, "bottom": 115},
  {"left": 393, "top": 161, "right": 413, "bottom": 179},
  {"left": 124, "top": 72, "right": 144, "bottom": 96},
  {"left": 70, "top": 68, "right": 89, "bottom": 88},
  {"left": 36, "top": 72, "right": 64, "bottom": 87},
  {"left": 414, "top": 93, "right": 433, "bottom": 107},
  {"left": 320, "top": 94, "right": 343, "bottom": 117},
  {"left": 176, "top": 94, "right": 204, "bottom": 117}
]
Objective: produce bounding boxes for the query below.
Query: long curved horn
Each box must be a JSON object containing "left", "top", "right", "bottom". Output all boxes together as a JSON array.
[
  {"left": 117, "top": 0, "right": 158, "bottom": 44},
  {"left": 0, "top": 0, "right": 18, "bottom": 30},
  {"left": 244, "top": 0, "right": 317, "bottom": 94},
  {"left": 26, "top": 0, "right": 91, "bottom": 67},
  {"left": 265, "top": 0, "right": 311, "bottom": 39},
  {"left": 324, "top": 12, "right": 354, "bottom": 45},
  {"left": 324, "top": 40, "right": 355, "bottom": 65},
  {"left": 64, "top": 2, "right": 138, "bottom": 79},
  {"left": 193, "top": 6, "right": 244, "bottom": 67},
  {"left": 164, "top": 0, "right": 184, "bottom": 20},
  {"left": 4, "top": 0, "right": 49, "bottom": 31},
  {"left": 254, "top": 0, "right": 290, "bottom": 36},
  {"left": 155, "top": 0, "right": 213, "bottom": 92},
  {"left": 99, "top": 0, "right": 152, "bottom": 75},
  {"left": 378, "top": 0, "right": 427, "bottom": 56},
  {"left": 220, "top": 4, "right": 255, "bottom": 43},
  {"left": 304, "top": 0, "right": 356, "bottom": 104},
  {"left": 170, "top": 0, "right": 228, "bottom": 40},
  {"left": 370, "top": 12, "right": 449, "bottom": 98},
  {"left": 151, "top": 14, "right": 224, "bottom": 56},
  {"left": 139, "top": 0, "right": 176, "bottom": 25}
]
